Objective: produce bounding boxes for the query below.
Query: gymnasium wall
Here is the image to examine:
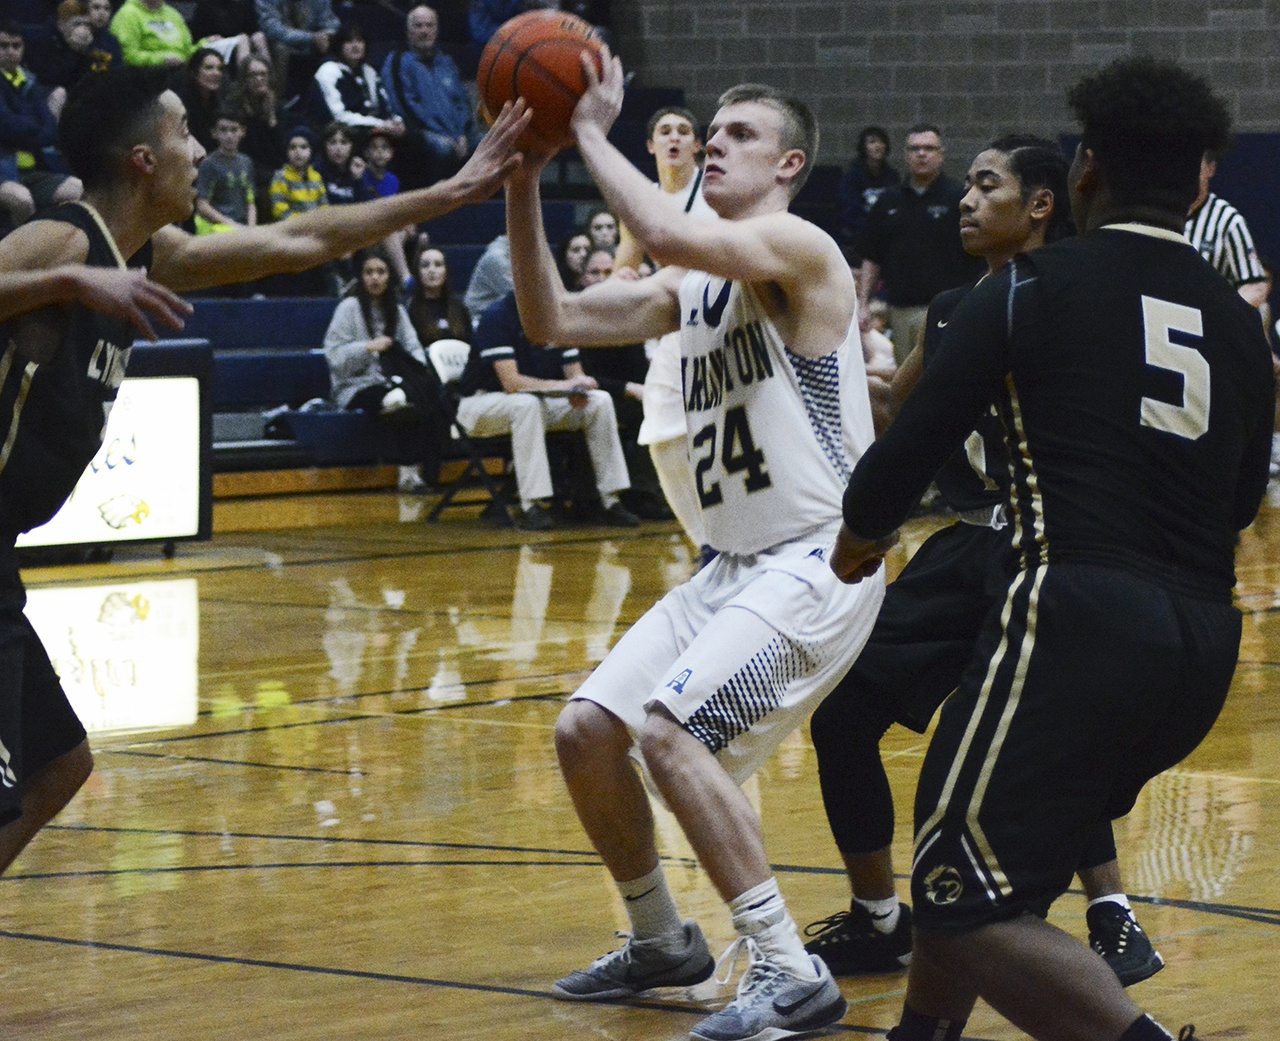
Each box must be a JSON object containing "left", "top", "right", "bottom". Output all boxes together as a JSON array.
[{"left": 611, "top": 0, "right": 1278, "bottom": 182}]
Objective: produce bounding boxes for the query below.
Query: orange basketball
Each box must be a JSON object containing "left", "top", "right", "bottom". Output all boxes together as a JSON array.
[{"left": 477, "top": 9, "right": 606, "bottom": 151}]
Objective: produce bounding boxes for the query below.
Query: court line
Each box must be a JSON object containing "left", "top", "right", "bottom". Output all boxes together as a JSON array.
[
  {"left": 0, "top": 927, "right": 974, "bottom": 1038},
  {"left": 28, "top": 825, "right": 1280, "bottom": 926},
  {"left": 103, "top": 749, "right": 359, "bottom": 774}
]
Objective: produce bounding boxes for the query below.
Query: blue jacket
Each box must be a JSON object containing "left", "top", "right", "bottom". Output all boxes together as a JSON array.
[
  {"left": 0, "top": 67, "right": 58, "bottom": 157},
  {"left": 381, "top": 47, "right": 478, "bottom": 160}
]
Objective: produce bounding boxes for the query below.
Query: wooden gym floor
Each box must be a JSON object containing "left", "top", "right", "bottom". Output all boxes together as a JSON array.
[{"left": 3, "top": 484, "right": 1279, "bottom": 1040}]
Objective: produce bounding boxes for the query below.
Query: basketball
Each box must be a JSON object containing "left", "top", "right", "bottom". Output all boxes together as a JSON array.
[{"left": 477, "top": 9, "right": 606, "bottom": 151}]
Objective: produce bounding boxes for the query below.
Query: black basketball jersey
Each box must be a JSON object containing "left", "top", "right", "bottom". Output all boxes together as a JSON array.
[
  {"left": 0, "top": 203, "right": 153, "bottom": 534},
  {"left": 845, "top": 223, "right": 1275, "bottom": 598},
  {"left": 920, "top": 283, "right": 1008, "bottom": 517}
]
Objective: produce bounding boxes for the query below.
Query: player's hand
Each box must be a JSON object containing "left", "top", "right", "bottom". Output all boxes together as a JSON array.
[
  {"left": 451, "top": 99, "right": 531, "bottom": 201},
  {"left": 571, "top": 45, "right": 623, "bottom": 140},
  {"left": 829, "top": 523, "right": 898, "bottom": 584},
  {"left": 67, "top": 266, "right": 192, "bottom": 342}
]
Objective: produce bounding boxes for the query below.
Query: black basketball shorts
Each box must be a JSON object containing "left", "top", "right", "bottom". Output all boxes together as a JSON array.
[{"left": 910, "top": 562, "right": 1240, "bottom": 933}]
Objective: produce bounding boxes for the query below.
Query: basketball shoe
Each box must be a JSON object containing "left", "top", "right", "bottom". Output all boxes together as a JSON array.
[
  {"left": 551, "top": 920, "right": 714, "bottom": 1000},
  {"left": 802, "top": 902, "right": 912, "bottom": 974},
  {"left": 1086, "top": 901, "right": 1164, "bottom": 987},
  {"left": 690, "top": 938, "right": 847, "bottom": 1041}
]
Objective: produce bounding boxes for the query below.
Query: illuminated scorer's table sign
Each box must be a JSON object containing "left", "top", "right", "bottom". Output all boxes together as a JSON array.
[
  {"left": 25, "top": 578, "right": 199, "bottom": 734},
  {"left": 18, "top": 376, "right": 204, "bottom": 549}
]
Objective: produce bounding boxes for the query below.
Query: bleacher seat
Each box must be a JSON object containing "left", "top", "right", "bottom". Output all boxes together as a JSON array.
[
  {"left": 421, "top": 199, "right": 577, "bottom": 247},
  {"left": 185, "top": 297, "right": 336, "bottom": 351}
]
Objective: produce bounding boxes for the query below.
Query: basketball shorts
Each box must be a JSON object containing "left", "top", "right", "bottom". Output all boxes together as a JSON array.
[
  {"left": 573, "top": 535, "right": 885, "bottom": 785},
  {"left": 911, "top": 562, "right": 1240, "bottom": 933},
  {"left": 0, "top": 544, "right": 88, "bottom": 826},
  {"left": 832, "top": 519, "right": 1013, "bottom": 734},
  {"left": 637, "top": 332, "right": 687, "bottom": 447}
]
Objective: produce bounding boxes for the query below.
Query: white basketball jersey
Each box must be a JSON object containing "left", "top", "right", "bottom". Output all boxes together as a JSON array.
[{"left": 678, "top": 272, "right": 873, "bottom": 554}]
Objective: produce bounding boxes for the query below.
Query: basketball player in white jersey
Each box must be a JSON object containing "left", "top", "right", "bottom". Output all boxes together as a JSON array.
[
  {"left": 613, "top": 106, "right": 716, "bottom": 557},
  {"left": 504, "top": 51, "right": 887, "bottom": 1041}
]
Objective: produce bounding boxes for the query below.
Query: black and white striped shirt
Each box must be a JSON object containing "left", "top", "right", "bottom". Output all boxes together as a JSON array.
[{"left": 1185, "top": 192, "right": 1266, "bottom": 288}]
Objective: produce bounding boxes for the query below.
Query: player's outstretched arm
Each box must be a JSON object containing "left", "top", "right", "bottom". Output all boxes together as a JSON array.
[
  {"left": 0, "top": 221, "right": 192, "bottom": 340},
  {"left": 150, "top": 101, "right": 532, "bottom": 293},
  {"left": 504, "top": 150, "right": 680, "bottom": 347}
]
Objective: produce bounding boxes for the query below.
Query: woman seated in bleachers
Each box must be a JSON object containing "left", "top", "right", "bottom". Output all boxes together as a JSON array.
[
  {"left": 406, "top": 243, "right": 472, "bottom": 348},
  {"left": 323, "top": 247, "right": 448, "bottom": 492}
]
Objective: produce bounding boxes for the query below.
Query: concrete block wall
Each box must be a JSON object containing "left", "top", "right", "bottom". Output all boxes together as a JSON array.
[{"left": 610, "top": 0, "right": 1280, "bottom": 181}]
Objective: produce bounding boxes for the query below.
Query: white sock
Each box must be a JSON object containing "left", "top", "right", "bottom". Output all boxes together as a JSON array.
[
  {"left": 618, "top": 866, "right": 684, "bottom": 942},
  {"left": 854, "top": 895, "right": 900, "bottom": 934},
  {"left": 728, "top": 878, "right": 817, "bottom": 980},
  {"left": 600, "top": 492, "right": 620, "bottom": 509},
  {"left": 1087, "top": 893, "right": 1132, "bottom": 913}
]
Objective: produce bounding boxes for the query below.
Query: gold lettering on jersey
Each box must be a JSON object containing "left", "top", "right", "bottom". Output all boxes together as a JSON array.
[
  {"left": 682, "top": 320, "right": 774, "bottom": 412},
  {"left": 86, "top": 337, "right": 130, "bottom": 389}
]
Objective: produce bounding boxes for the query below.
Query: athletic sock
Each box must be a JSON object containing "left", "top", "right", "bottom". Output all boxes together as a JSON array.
[
  {"left": 600, "top": 492, "right": 620, "bottom": 509},
  {"left": 891, "top": 1005, "right": 966, "bottom": 1041},
  {"left": 617, "top": 865, "right": 684, "bottom": 943},
  {"left": 1088, "top": 893, "right": 1133, "bottom": 913},
  {"left": 855, "top": 894, "right": 901, "bottom": 934},
  {"left": 728, "top": 877, "right": 817, "bottom": 979},
  {"left": 1118, "top": 1013, "right": 1176, "bottom": 1040}
]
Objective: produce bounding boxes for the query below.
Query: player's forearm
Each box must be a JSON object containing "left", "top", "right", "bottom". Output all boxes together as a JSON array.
[
  {"left": 504, "top": 168, "right": 572, "bottom": 343},
  {"left": 574, "top": 123, "right": 685, "bottom": 264},
  {"left": 0, "top": 268, "right": 101, "bottom": 322}
]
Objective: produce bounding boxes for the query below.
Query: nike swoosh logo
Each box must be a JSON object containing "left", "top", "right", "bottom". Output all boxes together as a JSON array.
[
  {"left": 703, "top": 279, "right": 732, "bottom": 328},
  {"left": 773, "top": 984, "right": 823, "bottom": 1016},
  {"left": 936, "top": 320, "right": 948, "bottom": 328},
  {"left": 624, "top": 886, "right": 658, "bottom": 902}
]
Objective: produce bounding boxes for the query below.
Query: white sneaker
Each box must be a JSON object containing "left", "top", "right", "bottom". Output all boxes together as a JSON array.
[
  {"left": 397, "top": 466, "right": 427, "bottom": 492},
  {"left": 551, "top": 921, "right": 714, "bottom": 1001},
  {"left": 690, "top": 938, "right": 846, "bottom": 1041},
  {"left": 381, "top": 387, "right": 409, "bottom": 414}
]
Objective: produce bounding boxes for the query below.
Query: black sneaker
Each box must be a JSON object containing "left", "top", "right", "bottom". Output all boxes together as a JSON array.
[
  {"left": 1178, "top": 1028, "right": 1198, "bottom": 1041},
  {"left": 517, "top": 503, "right": 556, "bottom": 531},
  {"left": 599, "top": 502, "right": 641, "bottom": 527},
  {"left": 803, "top": 901, "right": 912, "bottom": 975},
  {"left": 1086, "top": 902, "right": 1164, "bottom": 987}
]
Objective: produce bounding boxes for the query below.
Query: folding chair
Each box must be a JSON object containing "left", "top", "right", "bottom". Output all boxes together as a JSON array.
[{"left": 425, "top": 338, "right": 517, "bottom": 524}]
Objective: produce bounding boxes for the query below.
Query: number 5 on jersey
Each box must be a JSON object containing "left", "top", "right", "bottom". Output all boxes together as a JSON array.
[
  {"left": 1140, "top": 294, "right": 1210, "bottom": 440},
  {"left": 692, "top": 405, "right": 772, "bottom": 508}
]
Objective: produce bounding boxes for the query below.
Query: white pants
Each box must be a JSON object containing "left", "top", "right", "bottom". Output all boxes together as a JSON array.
[{"left": 456, "top": 390, "right": 630, "bottom": 508}]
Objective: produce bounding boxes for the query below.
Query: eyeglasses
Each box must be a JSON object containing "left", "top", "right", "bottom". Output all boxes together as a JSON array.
[{"left": 906, "top": 144, "right": 941, "bottom": 153}]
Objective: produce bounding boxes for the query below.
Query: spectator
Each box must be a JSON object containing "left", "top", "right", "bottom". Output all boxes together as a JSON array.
[
  {"left": 194, "top": 110, "right": 255, "bottom": 234},
  {"left": 84, "top": 0, "right": 123, "bottom": 66},
  {"left": 456, "top": 290, "right": 638, "bottom": 530},
  {"left": 25, "top": 0, "right": 118, "bottom": 104},
  {"left": 360, "top": 128, "right": 413, "bottom": 287},
  {"left": 468, "top": 0, "right": 554, "bottom": 58},
  {"left": 462, "top": 231, "right": 511, "bottom": 321},
  {"left": 177, "top": 46, "right": 227, "bottom": 154},
  {"left": 836, "top": 125, "right": 898, "bottom": 265},
  {"left": 554, "top": 229, "right": 591, "bottom": 289},
  {"left": 406, "top": 243, "right": 472, "bottom": 347},
  {"left": 0, "top": 21, "right": 82, "bottom": 230},
  {"left": 381, "top": 5, "right": 480, "bottom": 189},
  {"left": 316, "top": 121, "right": 370, "bottom": 206},
  {"left": 268, "top": 126, "right": 333, "bottom": 293},
  {"left": 270, "top": 126, "right": 326, "bottom": 219},
  {"left": 324, "top": 247, "right": 448, "bottom": 493},
  {"left": 585, "top": 206, "right": 618, "bottom": 253},
  {"left": 858, "top": 122, "right": 984, "bottom": 363},
  {"left": 227, "top": 52, "right": 284, "bottom": 221},
  {"left": 109, "top": 0, "right": 194, "bottom": 69},
  {"left": 190, "top": 0, "right": 268, "bottom": 70},
  {"left": 254, "top": 0, "right": 339, "bottom": 102},
  {"left": 573, "top": 247, "right": 670, "bottom": 520},
  {"left": 311, "top": 22, "right": 403, "bottom": 138}
]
